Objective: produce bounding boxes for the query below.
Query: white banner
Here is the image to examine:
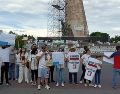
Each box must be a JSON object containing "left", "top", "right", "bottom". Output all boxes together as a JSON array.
[
  {"left": 0, "top": 33, "right": 16, "bottom": 45},
  {"left": 68, "top": 52, "right": 80, "bottom": 73},
  {"left": 52, "top": 52, "right": 64, "bottom": 65},
  {"left": 103, "top": 52, "right": 114, "bottom": 64}
]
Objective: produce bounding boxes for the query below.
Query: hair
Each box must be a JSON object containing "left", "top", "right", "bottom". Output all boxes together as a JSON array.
[
  {"left": 31, "top": 48, "right": 37, "bottom": 54},
  {"left": 116, "top": 46, "right": 120, "bottom": 51}
]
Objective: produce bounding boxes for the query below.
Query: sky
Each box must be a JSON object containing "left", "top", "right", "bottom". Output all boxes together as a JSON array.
[{"left": 0, "top": 0, "right": 120, "bottom": 37}]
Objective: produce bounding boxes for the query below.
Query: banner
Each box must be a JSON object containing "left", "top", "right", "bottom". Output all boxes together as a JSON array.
[
  {"left": 103, "top": 52, "right": 114, "bottom": 64},
  {"left": 52, "top": 52, "right": 64, "bottom": 65},
  {"left": 67, "top": 52, "right": 80, "bottom": 73},
  {"left": 84, "top": 57, "right": 98, "bottom": 81},
  {"left": 0, "top": 33, "right": 16, "bottom": 45}
]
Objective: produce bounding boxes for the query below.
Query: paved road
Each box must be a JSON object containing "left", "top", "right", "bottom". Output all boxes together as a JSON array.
[{"left": 0, "top": 63, "right": 120, "bottom": 94}]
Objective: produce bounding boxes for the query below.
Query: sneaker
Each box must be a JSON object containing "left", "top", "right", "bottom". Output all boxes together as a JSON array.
[
  {"left": 45, "top": 85, "right": 50, "bottom": 90},
  {"left": 56, "top": 83, "right": 59, "bottom": 87},
  {"left": 94, "top": 84, "right": 97, "bottom": 88},
  {"left": 37, "top": 85, "right": 41, "bottom": 90},
  {"left": 89, "top": 84, "right": 94, "bottom": 87},
  {"left": 98, "top": 85, "right": 101, "bottom": 88},
  {"left": 6, "top": 83, "right": 11, "bottom": 86},
  {"left": 79, "top": 81, "right": 83, "bottom": 84},
  {"left": 61, "top": 83, "right": 64, "bottom": 87},
  {"left": 84, "top": 84, "right": 88, "bottom": 87}
]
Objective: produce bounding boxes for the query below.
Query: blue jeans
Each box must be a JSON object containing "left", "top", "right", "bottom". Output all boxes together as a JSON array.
[
  {"left": 9, "top": 63, "right": 15, "bottom": 80},
  {"left": 95, "top": 69, "right": 101, "bottom": 85},
  {"left": 112, "top": 68, "right": 120, "bottom": 86},
  {"left": 16, "top": 64, "right": 19, "bottom": 79},
  {"left": 56, "top": 67, "right": 64, "bottom": 84}
]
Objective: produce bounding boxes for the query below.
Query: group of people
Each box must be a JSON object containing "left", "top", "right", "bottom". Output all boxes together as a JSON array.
[{"left": 0, "top": 43, "right": 120, "bottom": 90}]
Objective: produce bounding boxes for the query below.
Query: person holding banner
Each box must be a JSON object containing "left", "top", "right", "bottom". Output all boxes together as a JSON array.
[
  {"left": 104, "top": 46, "right": 120, "bottom": 89},
  {"left": 80, "top": 49, "right": 92, "bottom": 87},
  {"left": 0, "top": 45, "right": 12, "bottom": 85},
  {"left": 79, "top": 46, "right": 89, "bottom": 84},
  {"left": 52, "top": 48, "right": 65, "bottom": 87},
  {"left": 67, "top": 47, "right": 80, "bottom": 85},
  {"left": 94, "top": 56, "right": 103, "bottom": 88}
]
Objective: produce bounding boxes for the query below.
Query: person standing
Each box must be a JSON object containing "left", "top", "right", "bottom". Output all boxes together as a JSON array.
[
  {"left": 67, "top": 47, "right": 80, "bottom": 85},
  {"left": 94, "top": 56, "right": 102, "bottom": 88},
  {"left": 53, "top": 48, "right": 65, "bottom": 87},
  {"left": 18, "top": 48, "right": 29, "bottom": 83},
  {"left": 9, "top": 47, "right": 16, "bottom": 80},
  {"left": 15, "top": 49, "right": 21, "bottom": 80},
  {"left": 29, "top": 48, "right": 38, "bottom": 85},
  {"left": 105, "top": 46, "right": 120, "bottom": 89},
  {"left": 0, "top": 45, "right": 12, "bottom": 85},
  {"left": 36, "top": 46, "right": 50, "bottom": 90}
]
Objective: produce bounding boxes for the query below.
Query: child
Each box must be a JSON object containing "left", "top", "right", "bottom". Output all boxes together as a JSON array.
[{"left": 94, "top": 56, "right": 102, "bottom": 88}]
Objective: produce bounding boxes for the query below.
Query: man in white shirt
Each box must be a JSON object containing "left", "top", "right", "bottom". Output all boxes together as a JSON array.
[
  {"left": 36, "top": 45, "right": 50, "bottom": 90},
  {"left": 0, "top": 45, "right": 11, "bottom": 85}
]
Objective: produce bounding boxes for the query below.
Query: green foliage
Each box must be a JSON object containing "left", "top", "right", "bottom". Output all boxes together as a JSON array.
[
  {"left": 90, "top": 32, "right": 110, "bottom": 42},
  {"left": 110, "top": 36, "right": 120, "bottom": 43}
]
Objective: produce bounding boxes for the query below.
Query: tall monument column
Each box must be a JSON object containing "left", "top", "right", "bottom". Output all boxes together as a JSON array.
[{"left": 65, "top": 0, "right": 89, "bottom": 37}]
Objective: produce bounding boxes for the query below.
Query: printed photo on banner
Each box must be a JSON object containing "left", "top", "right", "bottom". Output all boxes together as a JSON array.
[{"left": 103, "top": 52, "right": 114, "bottom": 64}]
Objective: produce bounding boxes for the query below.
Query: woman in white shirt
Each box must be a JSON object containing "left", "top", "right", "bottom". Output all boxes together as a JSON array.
[
  {"left": 18, "top": 48, "right": 29, "bottom": 83},
  {"left": 29, "top": 48, "right": 38, "bottom": 85}
]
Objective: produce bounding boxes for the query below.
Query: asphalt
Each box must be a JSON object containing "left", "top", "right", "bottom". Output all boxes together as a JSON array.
[{"left": 0, "top": 63, "right": 120, "bottom": 94}]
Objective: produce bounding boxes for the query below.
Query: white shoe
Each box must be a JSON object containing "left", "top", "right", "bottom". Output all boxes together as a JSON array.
[
  {"left": 84, "top": 84, "right": 88, "bottom": 87},
  {"left": 94, "top": 84, "right": 97, "bottom": 88},
  {"left": 45, "top": 85, "right": 50, "bottom": 90},
  {"left": 89, "top": 84, "right": 94, "bottom": 87},
  {"left": 79, "top": 81, "right": 83, "bottom": 84},
  {"left": 56, "top": 83, "right": 59, "bottom": 87},
  {"left": 98, "top": 85, "right": 101, "bottom": 88},
  {"left": 61, "top": 83, "right": 64, "bottom": 87},
  {"left": 37, "top": 85, "right": 41, "bottom": 90}
]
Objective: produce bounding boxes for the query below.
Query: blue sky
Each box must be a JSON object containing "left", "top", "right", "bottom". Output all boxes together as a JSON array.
[{"left": 0, "top": 0, "right": 120, "bottom": 37}]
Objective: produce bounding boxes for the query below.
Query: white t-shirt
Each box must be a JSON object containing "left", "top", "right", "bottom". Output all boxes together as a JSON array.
[
  {"left": 1, "top": 47, "right": 11, "bottom": 62},
  {"left": 81, "top": 54, "right": 90, "bottom": 66},
  {"left": 29, "top": 54, "right": 38, "bottom": 70},
  {"left": 16, "top": 53, "right": 21, "bottom": 64},
  {"left": 36, "top": 51, "right": 46, "bottom": 68},
  {"left": 67, "top": 52, "right": 80, "bottom": 73}
]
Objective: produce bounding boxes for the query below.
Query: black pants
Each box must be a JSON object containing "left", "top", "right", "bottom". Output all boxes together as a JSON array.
[
  {"left": 69, "top": 72, "right": 77, "bottom": 84},
  {"left": 80, "top": 64, "right": 91, "bottom": 84},
  {"left": 80, "top": 64, "right": 86, "bottom": 83},
  {"left": 48, "top": 66, "right": 54, "bottom": 82},
  {"left": 31, "top": 70, "right": 38, "bottom": 82},
  {"left": 1, "top": 62, "right": 9, "bottom": 83}
]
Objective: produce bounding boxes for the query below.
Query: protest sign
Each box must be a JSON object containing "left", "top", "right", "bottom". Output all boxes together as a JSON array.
[
  {"left": 103, "top": 52, "right": 114, "bottom": 64},
  {"left": 67, "top": 52, "right": 80, "bottom": 73},
  {"left": 52, "top": 52, "right": 64, "bottom": 65}
]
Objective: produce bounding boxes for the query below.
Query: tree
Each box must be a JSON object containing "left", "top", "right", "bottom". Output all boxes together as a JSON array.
[
  {"left": 90, "top": 32, "right": 110, "bottom": 42},
  {"left": 110, "top": 36, "right": 120, "bottom": 43}
]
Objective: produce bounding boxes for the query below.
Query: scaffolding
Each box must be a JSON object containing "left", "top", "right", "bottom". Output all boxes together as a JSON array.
[{"left": 47, "top": 0, "right": 65, "bottom": 37}]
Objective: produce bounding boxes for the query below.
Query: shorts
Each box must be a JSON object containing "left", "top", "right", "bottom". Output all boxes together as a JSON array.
[{"left": 38, "top": 68, "right": 49, "bottom": 78}]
